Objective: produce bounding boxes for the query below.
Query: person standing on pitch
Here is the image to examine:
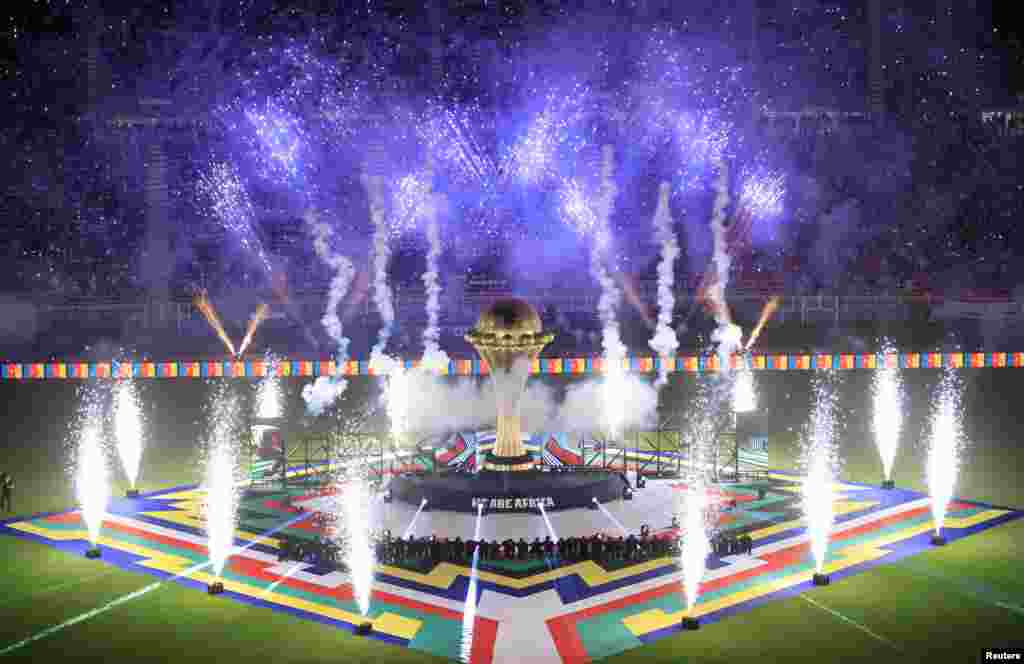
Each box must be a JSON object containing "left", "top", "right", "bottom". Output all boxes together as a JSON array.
[{"left": 0, "top": 473, "right": 11, "bottom": 512}]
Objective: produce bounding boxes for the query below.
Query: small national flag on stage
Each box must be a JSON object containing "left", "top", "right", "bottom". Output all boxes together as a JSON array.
[
  {"left": 946, "top": 353, "right": 964, "bottom": 369},
  {"left": 116, "top": 362, "right": 133, "bottom": 378},
  {"left": 94, "top": 363, "right": 111, "bottom": 378},
  {"left": 141, "top": 363, "right": 156, "bottom": 378},
  {"left": 249, "top": 361, "right": 266, "bottom": 377},
  {"left": 902, "top": 353, "right": 920, "bottom": 369},
  {"left": 184, "top": 362, "right": 200, "bottom": 377},
  {"left": 158, "top": 362, "right": 177, "bottom": 378},
  {"left": 30, "top": 363, "right": 44, "bottom": 379},
  {"left": 970, "top": 352, "right": 985, "bottom": 368},
  {"left": 593, "top": 356, "right": 606, "bottom": 374},
  {"left": 993, "top": 352, "right": 1007, "bottom": 368},
  {"left": 751, "top": 355, "right": 766, "bottom": 370},
  {"left": 276, "top": 362, "right": 291, "bottom": 377},
  {"left": 925, "top": 352, "right": 943, "bottom": 368},
  {"left": 883, "top": 353, "right": 898, "bottom": 369},
  {"left": 855, "top": 354, "right": 874, "bottom": 369},
  {"left": 567, "top": 358, "right": 584, "bottom": 374},
  {"left": 638, "top": 356, "right": 654, "bottom": 373},
  {"left": 682, "top": 356, "right": 699, "bottom": 372},
  {"left": 792, "top": 355, "right": 811, "bottom": 370},
  {"left": 815, "top": 354, "right": 833, "bottom": 370},
  {"left": 457, "top": 359, "right": 472, "bottom": 375},
  {"left": 1012, "top": 353, "right": 1024, "bottom": 368},
  {"left": 3, "top": 363, "right": 22, "bottom": 379},
  {"left": 230, "top": 361, "right": 244, "bottom": 377},
  {"left": 314, "top": 360, "right": 330, "bottom": 376},
  {"left": 839, "top": 354, "right": 855, "bottom": 370},
  {"left": 478, "top": 358, "right": 490, "bottom": 374},
  {"left": 770, "top": 355, "right": 787, "bottom": 370},
  {"left": 68, "top": 362, "right": 87, "bottom": 378}
]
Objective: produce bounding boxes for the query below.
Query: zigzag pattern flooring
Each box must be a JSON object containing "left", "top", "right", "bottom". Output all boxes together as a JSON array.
[{"left": 2, "top": 469, "right": 1020, "bottom": 663}]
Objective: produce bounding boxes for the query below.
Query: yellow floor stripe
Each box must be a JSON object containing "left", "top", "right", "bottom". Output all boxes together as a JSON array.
[
  {"left": 748, "top": 500, "right": 878, "bottom": 540},
  {"left": 622, "top": 510, "right": 1012, "bottom": 636},
  {"left": 6, "top": 521, "right": 421, "bottom": 639}
]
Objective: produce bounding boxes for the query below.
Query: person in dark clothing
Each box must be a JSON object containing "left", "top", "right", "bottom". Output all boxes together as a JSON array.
[
  {"left": 517, "top": 538, "right": 529, "bottom": 560},
  {"left": 0, "top": 473, "right": 11, "bottom": 512},
  {"left": 625, "top": 534, "right": 638, "bottom": 560},
  {"left": 543, "top": 536, "right": 554, "bottom": 559},
  {"left": 502, "top": 538, "right": 515, "bottom": 559},
  {"left": 530, "top": 537, "right": 542, "bottom": 558},
  {"left": 430, "top": 535, "right": 441, "bottom": 564}
]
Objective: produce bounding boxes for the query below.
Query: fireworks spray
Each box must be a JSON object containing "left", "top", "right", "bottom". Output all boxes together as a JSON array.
[
  {"left": 302, "top": 211, "right": 356, "bottom": 416},
  {"left": 800, "top": 372, "right": 842, "bottom": 577},
  {"left": 872, "top": 342, "right": 904, "bottom": 484},
  {"left": 732, "top": 361, "right": 756, "bottom": 413},
  {"left": 75, "top": 405, "right": 109, "bottom": 552},
  {"left": 926, "top": 368, "right": 964, "bottom": 540},
  {"left": 677, "top": 377, "right": 723, "bottom": 621},
  {"left": 113, "top": 380, "right": 144, "bottom": 491},
  {"left": 202, "top": 385, "right": 243, "bottom": 580},
  {"left": 648, "top": 181, "right": 680, "bottom": 388},
  {"left": 744, "top": 297, "right": 780, "bottom": 351},
  {"left": 194, "top": 290, "right": 237, "bottom": 356},
  {"left": 337, "top": 477, "right": 375, "bottom": 616},
  {"left": 237, "top": 303, "right": 269, "bottom": 357}
]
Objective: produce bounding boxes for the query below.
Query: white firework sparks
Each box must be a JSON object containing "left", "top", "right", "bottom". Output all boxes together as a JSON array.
[
  {"left": 337, "top": 477, "right": 375, "bottom": 616},
  {"left": 255, "top": 371, "right": 283, "bottom": 420},
  {"left": 732, "top": 363, "right": 757, "bottom": 413},
  {"left": 113, "top": 380, "right": 144, "bottom": 490},
  {"left": 75, "top": 414, "right": 109, "bottom": 547},
  {"left": 203, "top": 388, "right": 243, "bottom": 579},
  {"left": 926, "top": 369, "right": 964, "bottom": 536},
  {"left": 680, "top": 482, "right": 712, "bottom": 612},
  {"left": 800, "top": 373, "right": 841, "bottom": 574},
  {"left": 386, "top": 366, "right": 410, "bottom": 441},
  {"left": 871, "top": 347, "right": 904, "bottom": 481}
]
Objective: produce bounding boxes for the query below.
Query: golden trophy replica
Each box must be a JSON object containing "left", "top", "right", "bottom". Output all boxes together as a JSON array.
[{"left": 465, "top": 298, "right": 554, "bottom": 471}]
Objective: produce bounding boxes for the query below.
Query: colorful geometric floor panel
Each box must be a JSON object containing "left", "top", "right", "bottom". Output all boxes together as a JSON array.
[{"left": 2, "top": 471, "right": 1021, "bottom": 663}]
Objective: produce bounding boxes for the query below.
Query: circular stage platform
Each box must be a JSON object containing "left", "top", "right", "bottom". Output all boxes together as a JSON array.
[{"left": 389, "top": 469, "right": 629, "bottom": 513}]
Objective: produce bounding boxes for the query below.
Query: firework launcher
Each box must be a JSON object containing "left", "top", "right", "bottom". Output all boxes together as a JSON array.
[
  {"left": 681, "top": 616, "right": 700, "bottom": 630},
  {"left": 355, "top": 621, "right": 373, "bottom": 636},
  {"left": 812, "top": 573, "right": 830, "bottom": 586},
  {"left": 208, "top": 581, "right": 225, "bottom": 595},
  {"left": 126, "top": 488, "right": 140, "bottom": 498},
  {"left": 881, "top": 479, "right": 896, "bottom": 490},
  {"left": 931, "top": 532, "right": 947, "bottom": 546},
  {"left": 85, "top": 546, "right": 101, "bottom": 559}
]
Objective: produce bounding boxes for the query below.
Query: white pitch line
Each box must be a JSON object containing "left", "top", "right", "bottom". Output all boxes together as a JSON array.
[{"left": 799, "top": 593, "right": 902, "bottom": 651}]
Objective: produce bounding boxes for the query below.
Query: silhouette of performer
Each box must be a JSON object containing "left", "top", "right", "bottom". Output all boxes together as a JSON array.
[{"left": 0, "top": 473, "right": 11, "bottom": 512}]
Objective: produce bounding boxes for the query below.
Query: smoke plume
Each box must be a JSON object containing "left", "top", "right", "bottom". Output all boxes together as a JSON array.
[
  {"left": 364, "top": 174, "right": 396, "bottom": 361},
  {"left": 708, "top": 156, "right": 741, "bottom": 370},
  {"left": 302, "top": 211, "right": 356, "bottom": 416},
  {"left": 648, "top": 181, "right": 680, "bottom": 387}
]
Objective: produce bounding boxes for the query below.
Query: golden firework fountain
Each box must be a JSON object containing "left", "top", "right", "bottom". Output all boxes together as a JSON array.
[{"left": 465, "top": 298, "right": 554, "bottom": 471}]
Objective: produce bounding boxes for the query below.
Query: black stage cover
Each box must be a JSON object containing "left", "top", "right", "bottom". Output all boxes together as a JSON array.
[{"left": 389, "top": 469, "right": 628, "bottom": 513}]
